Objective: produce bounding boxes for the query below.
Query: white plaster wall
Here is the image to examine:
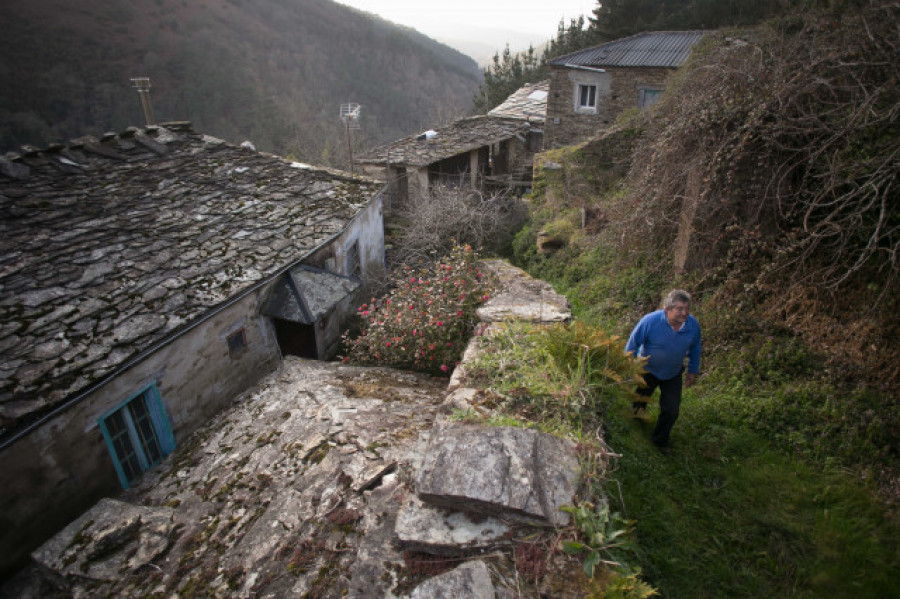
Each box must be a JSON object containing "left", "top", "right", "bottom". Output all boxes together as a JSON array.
[{"left": 569, "top": 70, "right": 611, "bottom": 114}]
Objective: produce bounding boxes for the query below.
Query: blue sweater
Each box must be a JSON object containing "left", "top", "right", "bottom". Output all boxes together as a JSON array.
[{"left": 625, "top": 309, "right": 701, "bottom": 380}]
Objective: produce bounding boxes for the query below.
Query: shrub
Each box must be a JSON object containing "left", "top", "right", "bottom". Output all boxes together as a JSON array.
[
  {"left": 464, "top": 321, "right": 646, "bottom": 426},
  {"left": 392, "top": 184, "right": 526, "bottom": 265},
  {"left": 340, "top": 244, "right": 491, "bottom": 375}
]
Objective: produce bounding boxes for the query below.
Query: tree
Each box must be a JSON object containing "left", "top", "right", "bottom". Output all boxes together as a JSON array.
[{"left": 472, "top": 16, "right": 596, "bottom": 113}]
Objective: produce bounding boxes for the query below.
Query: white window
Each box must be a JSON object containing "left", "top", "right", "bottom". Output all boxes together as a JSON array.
[{"left": 578, "top": 84, "right": 597, "bottom": 109}]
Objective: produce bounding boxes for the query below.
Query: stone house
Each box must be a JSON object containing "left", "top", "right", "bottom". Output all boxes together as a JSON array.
[
  {"left": 357, "top": 82, "right": 547, "bottom": 208},
  {"left": 0, "top": 122, "right": 385, "bottom": 577},
  {"left": 544, "top": 31, "right": 705, "bottom": 148}
]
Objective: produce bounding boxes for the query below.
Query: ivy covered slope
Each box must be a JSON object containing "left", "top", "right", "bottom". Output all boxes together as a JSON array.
[{"left": 511, "top": 1, "right": 899, "bottom": 596}]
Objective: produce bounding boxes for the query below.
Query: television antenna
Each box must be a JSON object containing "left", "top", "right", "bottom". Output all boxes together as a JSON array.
[
  {"left": 340, "top": 103, "right": 361, "bottom": 172},
  {"left": 130, "top": 77, "right": 155, "bottom": 126}
]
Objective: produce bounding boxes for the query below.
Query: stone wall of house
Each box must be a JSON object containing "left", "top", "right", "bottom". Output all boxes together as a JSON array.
[
  {"left": 545, "top": 66, "right": 672, "bottom": 148},
  {"left": 307, "top": 192, "right": 385, "bottom": 358},
  {"left": 0, "top": 290, "right": 281, "bottom": 578}
]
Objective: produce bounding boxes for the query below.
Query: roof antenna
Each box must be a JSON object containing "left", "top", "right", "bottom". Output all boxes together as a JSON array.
[
  {"left": 130, "top": 77, "right": 155, "bottom": 126},
  {"left": 340, "top": 103, "right": 360, "bottom": 173}
]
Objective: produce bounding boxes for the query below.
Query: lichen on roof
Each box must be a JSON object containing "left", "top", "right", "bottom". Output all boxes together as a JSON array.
[
  {"left": 0, "top": 122, "right": 382, "bottom": 434},
  {"left": 357, "top": 115, "right": 535, "bottom": 168}
]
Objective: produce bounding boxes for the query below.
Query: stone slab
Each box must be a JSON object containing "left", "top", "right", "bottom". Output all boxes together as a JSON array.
[
  {"left": 408, "top": 559, "right": 495, "bottom": 599},
  {"left": 395, "top": 495, "right": 510, "bottom": 554},
  {"left": 415, "top": 423, "right": 579, "bottom": 527},
  {"left": 476, "top": 260, "right": 570, "bottom": 323},
  {"left": 31, "top": 497, "right": 174, "bottom": 581}
]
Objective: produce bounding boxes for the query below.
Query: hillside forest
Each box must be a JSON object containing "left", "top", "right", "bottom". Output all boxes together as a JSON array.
[{"left": 0, "top": 0, "right": 481, "bottom": 167}]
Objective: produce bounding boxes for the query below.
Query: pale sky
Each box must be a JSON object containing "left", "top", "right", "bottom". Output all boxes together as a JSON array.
[{"left": 336, "top": 1, "right": 598, "bottom": 50}]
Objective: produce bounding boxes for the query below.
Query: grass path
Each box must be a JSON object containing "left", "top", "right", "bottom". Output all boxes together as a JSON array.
[{"left": 602, "top": 389, "right": 900, "bottom": 598}]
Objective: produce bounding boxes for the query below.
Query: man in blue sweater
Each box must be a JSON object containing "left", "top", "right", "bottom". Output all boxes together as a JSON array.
[{"left": 625, "top": 289, "right": 702, "bottom": 450}]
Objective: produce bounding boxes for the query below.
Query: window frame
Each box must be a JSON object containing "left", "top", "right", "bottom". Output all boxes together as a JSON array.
[
  {"left": 227, "top": 327, "right": 248, "bottom": 358},
  {"left": 638, "top": 86, "right": 665, "bottom": 109},
  {"left": 345, "top": 239, "right": 362, "bottom": 280},
  {"left": 98, "top": 383, "right": 175, "bottom": 489},
  {"left": 577, "top": 84, "right": 598, "bottom": 111}
]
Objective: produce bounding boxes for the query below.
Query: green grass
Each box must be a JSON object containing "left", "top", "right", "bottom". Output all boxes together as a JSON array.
[
  {"left": 602, "top": 389, "right": 900, "bottom": 598},
  {"left": 508, "top": 216, "right": 900, "bottom": 596}
]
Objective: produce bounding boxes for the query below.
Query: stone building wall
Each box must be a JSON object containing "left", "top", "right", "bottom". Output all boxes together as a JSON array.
[
  {"left": 0, "top": 289, "right": 280, "bottom": 577},
  {"left": 545, "top": 66, "right": 672, "bottom": 148}
]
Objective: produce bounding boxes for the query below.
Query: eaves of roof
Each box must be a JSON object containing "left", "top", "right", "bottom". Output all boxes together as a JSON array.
[
  {"left": 549, "top": 31, "right": 706, "bottom": 69},
  {"left": 0, "top": 123, "right": 381, "bottom": 440}
]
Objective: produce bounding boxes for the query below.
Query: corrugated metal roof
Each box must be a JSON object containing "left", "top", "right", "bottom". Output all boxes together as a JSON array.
[{"left": 549, "top": 31, "right": 706, "bottom": 69}]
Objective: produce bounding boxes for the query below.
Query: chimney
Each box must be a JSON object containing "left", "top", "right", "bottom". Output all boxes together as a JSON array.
[{"left": 130, "top": 77, "right": 155, "bottom": 126}]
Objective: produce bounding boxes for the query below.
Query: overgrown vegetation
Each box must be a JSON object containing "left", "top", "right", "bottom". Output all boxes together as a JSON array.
[
  {"left": 467, "top": 2, "right": 900, "bottom": 595},
  {"left": 622, "top": 1, "right": 899, "bottom": 311},
  {"left": 391, "top": 184, "right": 526, "bottom": 265},
  {"left": 340, "top": 244, "right": 491, "bottom": 376}
]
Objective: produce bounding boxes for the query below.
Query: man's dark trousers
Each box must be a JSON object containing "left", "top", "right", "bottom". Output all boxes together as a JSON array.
[{"left": 633, "top": 369, "right": 683, "bottom": 447}]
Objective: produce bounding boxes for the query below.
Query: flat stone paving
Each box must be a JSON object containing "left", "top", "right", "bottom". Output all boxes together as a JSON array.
[
  {"left": 7, "top": 263, "right": 590, "bottom": 598},
  {"left": 15, "top": 358, "right": 446, "bottom": 598}
]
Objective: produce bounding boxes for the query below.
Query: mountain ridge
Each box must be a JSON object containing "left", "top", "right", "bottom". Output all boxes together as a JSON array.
[{"left": 0, "top": 0, "right": 482, "bottom": 167}]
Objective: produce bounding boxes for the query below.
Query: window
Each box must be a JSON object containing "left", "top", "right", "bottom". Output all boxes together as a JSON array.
[
  {"left": 346, "top": 241, "right": 362, "bottom": 279},
  {"left": 99, "top": 384, "right": 175, "bottom": 489},
  {"left": 578, "top": 84, "right": 597, "bottom": 109},
  {"left": 638, "top": 87, "right": 664, "bottom": 109},
  {"left": 227, "top": 328, "right": 247, "bottom": 357}
]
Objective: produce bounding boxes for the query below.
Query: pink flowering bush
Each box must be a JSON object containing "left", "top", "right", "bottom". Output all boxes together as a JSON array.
[{"left": 340, "top": 244, "right": 492, "bottom": 376}]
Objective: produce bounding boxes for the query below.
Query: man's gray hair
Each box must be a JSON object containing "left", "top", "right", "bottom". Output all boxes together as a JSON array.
[{"left": 663, "top": 289, "right": 692, "bottom": 309}]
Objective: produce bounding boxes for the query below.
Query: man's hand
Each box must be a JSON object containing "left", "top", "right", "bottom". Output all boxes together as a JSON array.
[{"left": 684, "top": 373, "right": 697, "bottom": 388}]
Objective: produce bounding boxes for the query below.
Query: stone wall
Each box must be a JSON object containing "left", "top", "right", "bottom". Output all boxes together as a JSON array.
[
  {"left": 545, "top": 66, "right": 672, "bottom": 148},
  {"left": 0, "top": 288, "right": 281, "bottom": 578}
]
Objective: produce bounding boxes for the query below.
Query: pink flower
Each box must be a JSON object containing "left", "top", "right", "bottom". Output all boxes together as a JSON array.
[
  {"left": 440, "top": 364, "right": 448, "bottom": 372},
  {"left": 386, "top": 342, "right": 391, "bottom": 347},
  {"left": 436, "top": 320, "right": 443, "bottom": 326}
]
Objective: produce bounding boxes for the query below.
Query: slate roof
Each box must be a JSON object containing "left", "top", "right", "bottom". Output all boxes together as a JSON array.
[
  {"left": 487, "top": 81, "right": 548, "bottom": 123},
  {"left": 548, "top": 31, "right": 706, "bottom": 69},
  {"left": 357, "top": 116, "right": 533, "bottom": 168},
  {"left": 0, "top": 122, "right": 382, "bottom": 439},
  {"left": 262, "top": 265, "right": 360, "bottom": 325}
]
